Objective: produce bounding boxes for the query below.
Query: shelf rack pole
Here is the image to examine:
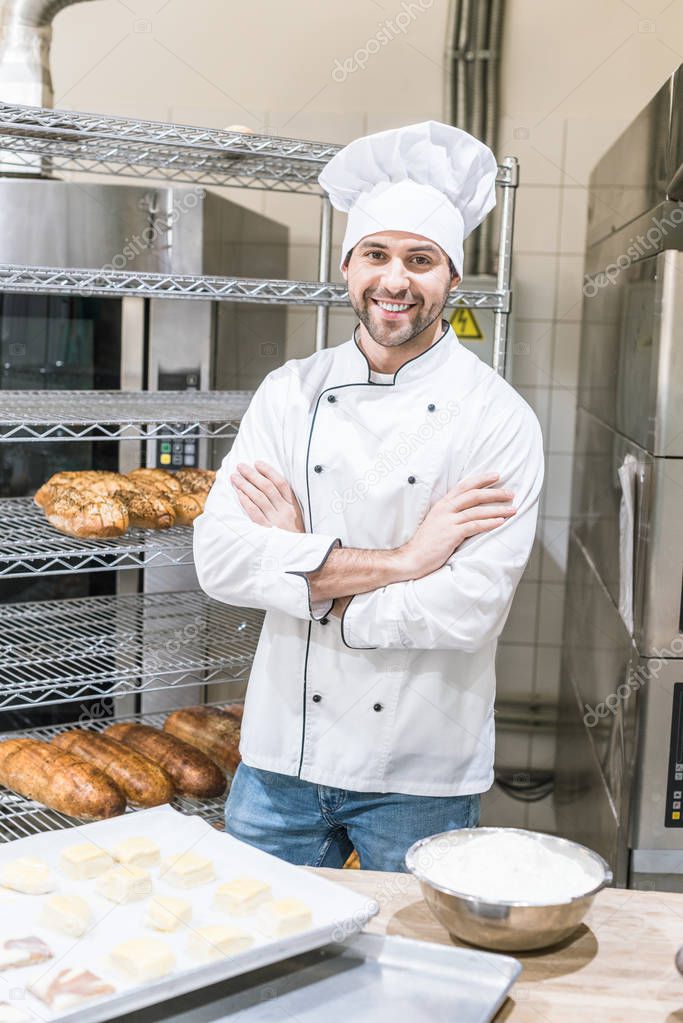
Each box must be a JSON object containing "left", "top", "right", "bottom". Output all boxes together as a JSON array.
[
  {"left": 315, "top": 196, "right": 333, "bottom": 351},
  {"left": 492, "top": 155, "right": 518, "bottom": 377}
]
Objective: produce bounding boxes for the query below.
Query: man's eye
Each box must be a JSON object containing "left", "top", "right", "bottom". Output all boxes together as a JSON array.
[
  {"left": 367, "top": 251, "right": 384, "bottom": 260},
  {"left": 413, "top": 256, "right": 431, "bottom": 265}
]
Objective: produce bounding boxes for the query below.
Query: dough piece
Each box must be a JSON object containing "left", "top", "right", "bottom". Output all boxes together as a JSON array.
[
  {"left": 187, "top": 925, "right": 252, "bottom": 964},
  {"left": 60, "top": 843, "right": 114, "bottom": 880},
  {"left": 30, "top": 967, "right": 115, "bottom": 1010},
  {"left": 256, "top": 898, "right": 312, "bottom": 938},
  {"left": 96, "top": 865, "right": 152, "bottom": 903},
  {"left": 143, "top": 895, "right": 191, "bottom": 932},
  {"left": 0, "top": 1003, "right": 34, "bottom": 1023},
  {"left": 110, "top": 937, "right": 175, "bottom": 981},
  {"left": 41, "top": 894, "right": 91, "bottom": 937},
  {"left": 159, "top": 852, "right": 214, "bottom": 888},
  {"left": 0, "top": 858, "right": 52, "bottom": 894},
  {"left": 112, "top": 836, "right": 160, "bottom": 869},
  {"left": 213, "top": 877, "right": 271, "bottom": 916},
  {"left": 0, "top": 937, "right": 52, "bottom": 970}
]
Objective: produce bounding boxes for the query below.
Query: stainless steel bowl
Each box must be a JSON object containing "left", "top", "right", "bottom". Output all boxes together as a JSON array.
[{"left": 405, "top": 826, "right": 612, "bottom": 952}]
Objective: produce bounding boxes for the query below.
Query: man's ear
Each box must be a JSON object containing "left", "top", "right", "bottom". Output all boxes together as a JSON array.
[{"left": 449, "top": 273, "right": 461, "bottom": 291}]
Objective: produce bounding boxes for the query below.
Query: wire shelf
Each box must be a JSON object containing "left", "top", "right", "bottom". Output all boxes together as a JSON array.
[
  {"left": 0, "top": 707, "right": 239, "bottom": 842},
  {"left": 0, "top": 498, "right": 195, "bottom": 577},
  {"left": 0, "top": 590, "right": 263, "bottom": 710},
  {"left": 0, "top": 390, "right": 252, "bottom": 441},
  {"left": 0, "top": 264, "right": 510, "bottom": 309},
  {"left": 0, "top": 101, "right": 517, "bottom": 194}
]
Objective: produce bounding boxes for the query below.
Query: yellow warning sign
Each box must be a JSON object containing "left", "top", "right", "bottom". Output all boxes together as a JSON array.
[{"left": 449, "top": 307, "right": 483, "bottom": 340}]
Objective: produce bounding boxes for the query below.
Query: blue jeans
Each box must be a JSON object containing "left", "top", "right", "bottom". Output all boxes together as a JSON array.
[{"left": 224, "top": 762, "right": 480, "bottom": 873}]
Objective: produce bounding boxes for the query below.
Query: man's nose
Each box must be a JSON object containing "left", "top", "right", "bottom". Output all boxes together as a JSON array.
[{"left": 381, "top": 258, "right": 410, "bottom": 291}]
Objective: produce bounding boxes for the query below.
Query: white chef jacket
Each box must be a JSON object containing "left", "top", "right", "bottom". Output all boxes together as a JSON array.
[{"left": 193, "top": 319, "right": 544, "bottom": 797}]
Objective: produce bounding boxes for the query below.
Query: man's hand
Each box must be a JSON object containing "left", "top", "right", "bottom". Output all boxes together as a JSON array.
[
  {"left": 230, "top": 461, "right": 305, "bottom": 532},
  {"left": 400, "top": 472, "right": 516, "bottom": 579}
]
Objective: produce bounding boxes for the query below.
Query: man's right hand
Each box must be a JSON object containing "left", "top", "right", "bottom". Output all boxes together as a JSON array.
[{"left": 399, "top": 472, "right": 516, "bottom": 580}]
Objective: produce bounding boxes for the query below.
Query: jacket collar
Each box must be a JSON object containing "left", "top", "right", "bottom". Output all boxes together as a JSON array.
[{"left": 344, "top": 317, "right": 458, "bottom": 385}]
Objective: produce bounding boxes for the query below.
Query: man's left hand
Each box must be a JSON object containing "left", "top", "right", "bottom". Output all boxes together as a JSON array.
[{"left": 230, "top": 461, "right": 305, "bottom": 532}]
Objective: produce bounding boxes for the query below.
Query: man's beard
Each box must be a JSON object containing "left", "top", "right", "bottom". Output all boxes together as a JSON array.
[{"left": 351, "top": 288, "right": 449, "bottom": 347}]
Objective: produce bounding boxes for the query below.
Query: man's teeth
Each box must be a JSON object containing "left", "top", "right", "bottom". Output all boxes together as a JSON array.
[{"left": 375, "top": 300, "right": 412, "bottom": 312}]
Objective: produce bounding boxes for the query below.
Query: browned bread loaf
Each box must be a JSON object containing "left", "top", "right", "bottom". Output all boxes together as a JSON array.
[
  {"left": 126, "top": 468, "right": 182, "bottom": 497},
  {"left": 51, "top": 730, "right": 175, "bottom": 807},
  {"left": 34, "top": 470, "right": 137, "bottom": 507},
  {"left": 172, "top": 492, "right": 207, "bottom": 525},
  {"left": 163, "top": 705, "right": 243, "bottom": 775},
  {"left": 174, "top": 468, "right": 216, "bottom": 494},
  {"left": 104, "top": 723, "right": 226, "bottom": 798},
  {"left": 114, "top": 489, "right": 176, "bottom": 530},
  {"left": 0, "top": 738, "right": 126, "bottom": 819},
  {"left": 41, "top": 487, "right": 129, "bottom": 538}
]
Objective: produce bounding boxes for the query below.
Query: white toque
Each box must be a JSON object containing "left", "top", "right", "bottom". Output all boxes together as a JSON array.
[{"left": 318, "top": 120, "right": 498, "bottom": 278}]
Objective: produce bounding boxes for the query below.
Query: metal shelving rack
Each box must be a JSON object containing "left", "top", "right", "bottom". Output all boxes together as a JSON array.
[{"left": 0, "top": 100, "right": 518, "bottom": 842}]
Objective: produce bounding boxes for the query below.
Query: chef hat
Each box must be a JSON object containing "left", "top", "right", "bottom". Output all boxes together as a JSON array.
[{"left": 318, "top": 120, "right": 498, "bottom": 278}]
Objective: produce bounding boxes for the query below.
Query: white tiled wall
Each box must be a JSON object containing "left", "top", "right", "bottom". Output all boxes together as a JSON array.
[{"left": 47, "top": 0, "right": 683, "bottom": 832}]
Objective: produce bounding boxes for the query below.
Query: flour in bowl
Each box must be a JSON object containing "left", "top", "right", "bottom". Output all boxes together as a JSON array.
[{"left": 417, "top": 831, "right": 599, "bottom": 903}]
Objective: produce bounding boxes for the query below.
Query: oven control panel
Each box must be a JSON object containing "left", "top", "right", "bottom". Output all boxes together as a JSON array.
[
  {"left": 665, "top": 683, "right": 683, "bottom": 827},
  {"left": 156, "top": 370, "right": 199, "bottom": 469}
]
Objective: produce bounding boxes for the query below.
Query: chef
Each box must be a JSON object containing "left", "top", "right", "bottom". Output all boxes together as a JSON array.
[{"left": 193, "top": 120, "right": 545, "bottom": 873}]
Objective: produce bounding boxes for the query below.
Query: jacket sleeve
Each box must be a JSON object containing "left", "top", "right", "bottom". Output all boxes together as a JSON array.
[
  {"left": 340, "top": 394, "right": 545, "bottom": 651},
  {"left": 193, "top": 366, "right": 342, "bottom": 620}
]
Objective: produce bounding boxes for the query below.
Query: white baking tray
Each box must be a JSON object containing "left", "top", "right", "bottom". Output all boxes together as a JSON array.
[{"left": 0, "top": 805, "right": 379, "bottom": 1023}]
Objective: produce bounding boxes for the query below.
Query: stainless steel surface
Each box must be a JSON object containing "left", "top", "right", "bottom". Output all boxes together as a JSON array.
[
  {"left": 631, "top": 658, "right": 683, "bottom": 854},
  {"left": 0, "top": 590, "right": 262, "bottom": 709},
  {"left": 315, "top": 195, "right": 332, "bottom": 351},
  {"left": 585, "top": 65, "right": 683, "bottom": 251},
  {"left": 578, "top": 250, "right": 683, "bottom": 456},
  {"left": 0, "top": 389, "right": 250, "bottom": 440},
  {"left": 492, "top": 155, "right": 517, "bottom": 377},
  {"left": 405, "top": 827, "right": 612, "bottom": 952},
  {"left": 555, "top": 534, "right": 638, "bottom": 883},
  {"left": 557, "top": 64, "right": 683, "bottom": 889},
  {"left": 127, "top": 931, "right": 520, "bottom": 1023},
  {"left": 0, "top": 1, "right": 95, "bottom": 156}
]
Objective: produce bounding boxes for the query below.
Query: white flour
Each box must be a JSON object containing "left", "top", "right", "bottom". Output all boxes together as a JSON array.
[{"left": 417, "top": 831, "right": 599, "bottom": 903}]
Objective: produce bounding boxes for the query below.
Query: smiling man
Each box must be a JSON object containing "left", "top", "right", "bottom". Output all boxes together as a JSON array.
[{"left": 193, "top": 121, "right": 545, "bottom": 872}]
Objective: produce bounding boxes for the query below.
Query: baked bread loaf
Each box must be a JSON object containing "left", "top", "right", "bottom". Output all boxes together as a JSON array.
[
  {"left": 34, "top": 465, "right": 215, "bottom": 537},
  {"left": 173, "top": 491, "right": 207, "bottom": 525},
  {"left": 104, "top": 723, "right": 226, "bottom": 798},
  {"left": 114, "top": 488, "right": 176, "bottom": 529},
  {"left": 127, "top": 467, "right": 182, "bottom": 496},
  {"left": 0, "top": 738, "right": 126, "bottom": 819},
  {"left": 174, "top": 468, "right": 216, "bottom": 493},
  {"left": 163, "top": 705, "right": 243, "bottom": 775},
  {"left": 34, "top": 470, "right": 137, "bottom": 507},
  {"left": 41, "top": 486, "right": 129, "bottom": 538},
  {"left": 51, "top": 730, "right": 175, "bottom": 807}
]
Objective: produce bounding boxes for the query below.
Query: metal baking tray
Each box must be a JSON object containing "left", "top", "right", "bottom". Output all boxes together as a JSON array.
[{"left": 108, "top": 932, "right": 521, "bottom": 1023}]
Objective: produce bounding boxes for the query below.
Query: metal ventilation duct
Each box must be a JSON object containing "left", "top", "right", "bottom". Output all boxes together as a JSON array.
[
  {"left": 0, "top": 1, "right": 94, "bottom": 107},
  {"left": 445, "top": 0, "right": 505, "bottom": 276}
]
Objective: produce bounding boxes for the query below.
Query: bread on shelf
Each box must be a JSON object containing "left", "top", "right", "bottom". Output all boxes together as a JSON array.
[
  {"left": 0, "top": 739, "right": 126, "bottom": 820},
  {"left": 33, "top": 466, "right": 215, "bottom": 538}
]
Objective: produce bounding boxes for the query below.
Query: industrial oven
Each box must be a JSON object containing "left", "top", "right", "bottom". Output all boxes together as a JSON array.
[{"left": 555, "top": 63, "right": 683, "bottom": 890}]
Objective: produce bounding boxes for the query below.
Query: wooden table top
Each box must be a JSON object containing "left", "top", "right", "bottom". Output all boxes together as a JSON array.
[{"left": 307, "top": 866, "right": 683, "bottom": 1023}]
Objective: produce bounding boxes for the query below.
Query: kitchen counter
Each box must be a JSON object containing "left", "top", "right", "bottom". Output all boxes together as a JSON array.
[{"left": 307, "top": 867, "right": 683, "bottom": 1022}]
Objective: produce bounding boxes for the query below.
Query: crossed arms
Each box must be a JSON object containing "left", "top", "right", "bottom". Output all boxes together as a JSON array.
[{"left": 192, "top": 368, "right": 544, "bottom": 651}]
